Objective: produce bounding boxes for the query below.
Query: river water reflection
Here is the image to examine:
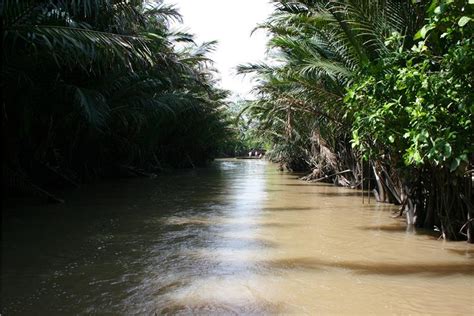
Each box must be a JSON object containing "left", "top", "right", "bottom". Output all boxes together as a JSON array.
[{"left": 2, "top": 159, "right": 473, "bottom": 314}]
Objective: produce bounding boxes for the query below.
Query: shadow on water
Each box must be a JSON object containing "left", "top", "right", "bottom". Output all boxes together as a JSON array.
[
  {"left": 264, "top": 189, "right": 286, "bottom": 193},
  {"left": 357, "top": 224, "right": 444, "bottom": 238},
  {"left": 446, "top": 248, "right": 474, "bottom": 257},
  {"left": 357, "top": 224, "right": 409, "bottom": 233},
  {"left": 259, "top": 257, "right": 474, "bottom": 276}
]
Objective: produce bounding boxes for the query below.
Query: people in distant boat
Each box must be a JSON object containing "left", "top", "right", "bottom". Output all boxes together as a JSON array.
[{"left": 240, "top": 149, "right": 266, "bottom": 159}]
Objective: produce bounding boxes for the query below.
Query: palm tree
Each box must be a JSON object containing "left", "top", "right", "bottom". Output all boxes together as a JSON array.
[
  {"left": 2, "top": 0, "right": 232, "bottom": 199},
  {"left": 238, "top": 0, "right": 425, "bottom": 182}
]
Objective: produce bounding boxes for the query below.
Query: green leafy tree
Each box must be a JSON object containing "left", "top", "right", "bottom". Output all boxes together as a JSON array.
[{"left": 346, "top": 0, "right": 473, "bottom": 241}]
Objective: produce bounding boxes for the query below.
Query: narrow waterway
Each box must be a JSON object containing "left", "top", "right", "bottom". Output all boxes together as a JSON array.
[{"left": 2, "top": 159, "right": 473, "bottom": 314}]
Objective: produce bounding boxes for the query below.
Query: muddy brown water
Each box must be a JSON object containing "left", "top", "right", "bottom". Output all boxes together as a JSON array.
[{"left": 2, "top": 159, "right": 473, "bottom": 314}]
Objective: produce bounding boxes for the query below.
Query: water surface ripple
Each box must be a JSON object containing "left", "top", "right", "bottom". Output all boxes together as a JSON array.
[{"left": 2, "top": 160, "right": 474, "bottom": 314}]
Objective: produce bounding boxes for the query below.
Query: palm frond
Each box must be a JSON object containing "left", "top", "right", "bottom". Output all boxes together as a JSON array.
[{"left": 5, "top": 25, "right": 154, "bottom": 69}]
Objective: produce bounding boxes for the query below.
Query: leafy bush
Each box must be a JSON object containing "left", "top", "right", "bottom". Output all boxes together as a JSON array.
[{"left": 346, "top": 0, "right": 473, "bottom": 173}]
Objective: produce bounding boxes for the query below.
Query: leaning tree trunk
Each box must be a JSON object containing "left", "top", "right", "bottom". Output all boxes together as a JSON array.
[{"left": 371, "top": 161, "right": 402, "bottom": 204}]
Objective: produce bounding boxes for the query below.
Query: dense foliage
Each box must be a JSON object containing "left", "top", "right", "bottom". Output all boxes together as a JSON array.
[
  {"left": 242, "top": 0, "right": 473, "bottom": 241},
  {"left": 2, "top": 0, "right": 233, "bottom": 195},
  {"left": 239, "top": 0, "right": 424, "bottom": 174},
  {"left": 347, "top": 1, "right": 473, "bottom": 172},
  {"left": 346, "top": 0, "right": 473, "bottom": 240}
]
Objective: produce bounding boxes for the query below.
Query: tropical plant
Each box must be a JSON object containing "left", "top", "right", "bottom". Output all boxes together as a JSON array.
[
  {"left": 239, "top": 0, "right": 425, "bottom": 177},
  {"left": 242, "top": 0, "right": 473, "bottom": 242},
  {"left": 2, "top": 0, "right": 233, "bottom": 199},
  {"left": 346, "top": 0, "right": 473, "bottom": 241}
]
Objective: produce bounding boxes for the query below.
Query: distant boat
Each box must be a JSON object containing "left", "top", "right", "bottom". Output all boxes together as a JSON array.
[{"left": 235, "top": 156, "right": 263, "bottom": 160}]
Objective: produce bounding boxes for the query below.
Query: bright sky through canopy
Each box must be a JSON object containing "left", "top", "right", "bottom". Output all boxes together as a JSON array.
[{"left": 171, "top": 0, "right": 273, "bottom": 100}]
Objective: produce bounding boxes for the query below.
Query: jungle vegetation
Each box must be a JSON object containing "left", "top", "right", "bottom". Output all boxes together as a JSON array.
[
  {"left": 2, "top": 0, "right": 472, "bottom": 243},
  {"left": 221, "top": 100, "right": 270, "bottom": 157},
  {"left": 2, "top": 0, "right": 234, "bottom": 200},
  {"left": 239, "top": 0, "right": 473, "bottom": 242}
]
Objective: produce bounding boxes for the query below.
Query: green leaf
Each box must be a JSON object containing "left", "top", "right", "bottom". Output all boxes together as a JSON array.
[
  {"left": 427, "top": 0, "right": 439, "bottom": 14},
  {"left": 458, "top": 16, "right": 472, "bottom": 27},
  {"left": 434, "top": 5, "right": 445, "bottom": 15},
  {"left": 444, "top": 143, "right": 452, "bottom": 158},
  {"left": 413, "top": 151, "right": 422, "bottom": 164},
  {"left": 414, "top": 24, "right": 435, "bottom": 40},
  {"left": 449, "top": 158, "right": 460, "bottom": 172}
]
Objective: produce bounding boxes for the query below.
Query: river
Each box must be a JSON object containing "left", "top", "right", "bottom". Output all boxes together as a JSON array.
[{"left": 2, "top": 159, "right": 473, "bottom": 314}]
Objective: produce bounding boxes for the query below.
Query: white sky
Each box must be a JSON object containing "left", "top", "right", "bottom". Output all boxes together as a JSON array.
[{"left": 170, "top": 0, "right": 274, "bottom": 100}]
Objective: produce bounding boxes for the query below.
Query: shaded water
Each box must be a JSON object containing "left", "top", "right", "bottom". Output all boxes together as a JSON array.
[{"left": 2, "top": 159, "right": 473, "bottom": 314}]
